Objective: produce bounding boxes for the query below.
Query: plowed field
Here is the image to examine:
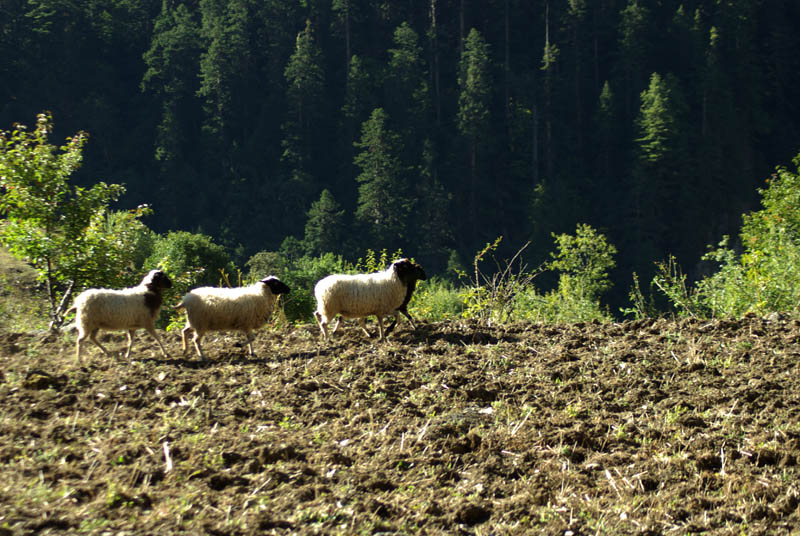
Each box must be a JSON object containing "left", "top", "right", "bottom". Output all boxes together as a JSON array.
[{"left": 2, "top": 314, "right": 800, "bottom": 534}]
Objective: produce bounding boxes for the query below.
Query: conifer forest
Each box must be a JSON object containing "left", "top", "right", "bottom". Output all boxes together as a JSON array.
[{"left": 3, "top": 0, "right": 800, "bottom": 304}]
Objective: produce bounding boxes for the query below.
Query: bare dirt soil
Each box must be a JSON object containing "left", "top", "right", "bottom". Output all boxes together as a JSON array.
[{"left": 2, "top": 312, "right": 800, "bottom": 535}]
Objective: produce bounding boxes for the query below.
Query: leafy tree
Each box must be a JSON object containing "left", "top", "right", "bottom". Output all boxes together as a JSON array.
[
  {"left": 549, "top": 223, "right": 617, "bottom": 301},
  {"left": 303, "top": 189, "right": 346, "bottom": 257},
  {"left": 353, "top": 108, "right": 413, "bottom": 247},
  {"left": 0, "top": 113, "right": 150, "bottom": 326}
]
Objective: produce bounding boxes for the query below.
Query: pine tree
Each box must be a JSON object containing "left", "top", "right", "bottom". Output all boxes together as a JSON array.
[
  {"left": 628, "top": 72, "right": 690, "bottom": 272},
  {"left": 457, "top": 28, "right": 492, "bottom": 245},
  {"left": 282, "top": 19, "right": 325, "bottom": 194},
  {"left": 353, "top": 108, "right": 413, "bottom": 247},
  {"left": 197, "top": 0, "right": 250, "bottom": 144},
  {"left": 617, "top": 0, "right": 650, "bottom": 120},
  {"left": 141, "top": 1, "right": 202, "bottom": 166},
  {"left": 386, "top": 22, "right": 429, "bottom": 138},
  {"left": 303, "top": 189, "right": 346, "bottom": 257}
]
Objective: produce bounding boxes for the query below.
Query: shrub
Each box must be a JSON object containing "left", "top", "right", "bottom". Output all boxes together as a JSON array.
[
  {"left": 145, "top": 231, "right": 237, "bottom": 312},
  {"left": 410, "top": 276, "right": 465, "bottom": 321},
  {"left": 657, "top": 153, "right": 800, "bottom": 318},
  {"left": 460, "top": 226, "right": 617, "bottom": 325},
  {"left": 246, "top": 251, "right": 353, "bottom": 323}
]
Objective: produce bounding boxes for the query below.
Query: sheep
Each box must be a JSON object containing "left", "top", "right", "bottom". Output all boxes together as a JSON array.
[
  {"left": 314, "top": 258, "right": 424, "bottom": 340},
  {"left": 384, "top": 262, "right": 427, "bottom": 336},
  {"left": 68, "top": 270, "right": 173, "bottom": 364},
  {"left": 175, "top": 276, "right": 290, "bottom": 360}
]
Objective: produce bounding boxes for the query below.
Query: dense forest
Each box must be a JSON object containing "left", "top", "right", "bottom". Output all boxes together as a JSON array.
[{"left": 3, "top": 0, "right": 800, "bottom": 307}]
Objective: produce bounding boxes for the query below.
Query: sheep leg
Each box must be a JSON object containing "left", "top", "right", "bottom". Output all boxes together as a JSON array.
[
  {"left": 331, "top": 317, "right": 342, "bottom": 334},
  {"left": 243, "top": 330, "right": 255, "bottom": 356},
  {"left": 88, "top": 329, "right": 112, "bottom": 357},
  {"left": 358, "top": 318, "right": 372, "bottom": 338},
  {"left": 181, "top": 325, "right": 193, "bottom": 353},
  {"left": 75, "top": 336, "right": 85, "bottom": 364},
  {"left": 314, "top": 311, "right": 328, "bottom": 340},
  {"left": 376, "top": 316, "right": 386, "bottom": 340},
  {"left": 124, "top": 330, "right": 135, "bottom": 360},
  {"left": 191, "top": 331, "right": 206, "bottom": 360},
  {"left": 401, "top": 310, "right": 417, "bottom": 330},
  {"left": 146, "top": 326, "right": 170, "bottom": 358}
]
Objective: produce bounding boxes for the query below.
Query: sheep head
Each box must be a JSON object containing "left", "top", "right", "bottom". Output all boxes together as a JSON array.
[
  {"left": 141, "top": 270, "right": 172, "bottom": 315},
  {"left": 391, "top": 258, "right": 426, "bottom": 287},
  {"left": 141, "top": 270, "right": 172, "bottom": 291},
  {"left": 261, "top": 276, "right": 291, "bottom": 296}
]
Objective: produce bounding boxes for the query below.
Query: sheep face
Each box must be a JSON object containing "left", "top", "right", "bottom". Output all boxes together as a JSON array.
[
  {"left": 391, "top": 259, "right": 426, "bottom": 286},
  {"left": 261, "top": 276, "right": 290, "bottom": 296},
  {"left": 141, "top": 270, "right": 172, "bottom": 291},
  {"left": 141, "top": 270, "right": 172, "bottom": 315}
]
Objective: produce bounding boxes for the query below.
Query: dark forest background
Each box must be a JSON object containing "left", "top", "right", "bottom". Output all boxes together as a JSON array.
[{"left": 3, "top": 0, "right": 800, "bottom": 307}]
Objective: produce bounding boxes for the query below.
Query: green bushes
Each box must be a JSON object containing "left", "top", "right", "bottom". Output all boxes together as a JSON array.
[
  {"left": 410, "top": 226, "right": 619, "bottom": 326},
  {"left": 248, "top": 252, "right": 352, "bottom": 323},
  {"left": 651, "top": 154, "right": 800, "bottom": 319},
  {"left": 144, "top": 230, "right": 237, "bottom": 299}
]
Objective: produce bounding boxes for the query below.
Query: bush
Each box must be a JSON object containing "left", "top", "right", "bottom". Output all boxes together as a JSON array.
[
  {"left": 656, "top": 153, "right": 800, "bottom": 318},
  {"left": 246, "top": 251, "right": 353, "bottom": 323},
  {"left": 145, "top": 231, "right": 237, "bottom": 323},
  {"left": 458, "top": 226, "right": 617, "bottom": 325},
  {"left": 409, "top": 276, "right": 464, "bottom": 321}
]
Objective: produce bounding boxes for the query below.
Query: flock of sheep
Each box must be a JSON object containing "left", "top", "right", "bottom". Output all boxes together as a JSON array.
[{"left": 68, "top": 258, "right": 426, "bottom": 364}]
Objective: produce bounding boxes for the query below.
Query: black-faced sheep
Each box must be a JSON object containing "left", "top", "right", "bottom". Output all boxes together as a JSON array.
[
  {"left": 314, "top": 258, "right": 424, "bottom": 340},
  {"left": 176, "top": 276, "right": 290, "bottom": 360},
  {"left": 68, "top": 270, "right": 173, "bottom": 364}
]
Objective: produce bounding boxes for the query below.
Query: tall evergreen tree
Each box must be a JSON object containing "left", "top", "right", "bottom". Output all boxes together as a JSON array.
[
  {"left": 385, "top": 22, "right": 431, "bottom": 195},
  {"left": 385, "top": 23, "right": 429, "bottom": 137},
  {"left": 303, "top": 189, "right": 346, "bottom": 256},
  {"left": 197, "top": 0, "right": 250, "bottom": 145},
  {"left": 353, "top": 108, "right": 413, "bottom": 247},
  {"left": 457, "top": 28, "right": 492, "bottom": 246},
  {"left": 282, "top": 19, "right": 325, "bottom": 197},
  {"left": 340, "top": 54, "right": 378, "bottom": 196},
  {"left": 142, "top": 1, "right": 202, "bottom": 166},
  {"left": 628, "top": 72, "right": 690, "bottom": 272},
  {"left": 617, "top": 0, "right": 650, "bottom": 120},
  {"left": 140, "top": 1, "right": 203, "bottom": 229}
]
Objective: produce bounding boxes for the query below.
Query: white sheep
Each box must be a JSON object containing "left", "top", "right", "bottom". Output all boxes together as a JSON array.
[
  {"left": 176, "top": 276, "right": 290, "bottom": 360},
  {"left": 67, "top": 270, "right": 173, "bottom": 364},
  {"left": 314, "top": 258, "right": 424, "bottom": 340}
]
